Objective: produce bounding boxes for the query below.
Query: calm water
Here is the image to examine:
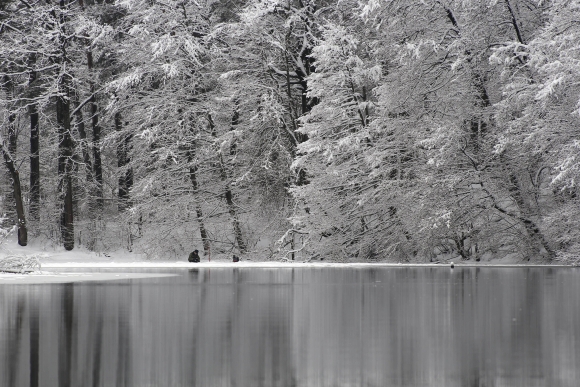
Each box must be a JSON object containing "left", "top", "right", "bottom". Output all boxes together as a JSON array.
[{"left": 1, "top": 267, "right": 579, "bottom": 387}]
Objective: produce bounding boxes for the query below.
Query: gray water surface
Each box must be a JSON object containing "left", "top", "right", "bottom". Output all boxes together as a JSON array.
[{"left": 1, "top": 267, "right": 579, "bottom": 387}]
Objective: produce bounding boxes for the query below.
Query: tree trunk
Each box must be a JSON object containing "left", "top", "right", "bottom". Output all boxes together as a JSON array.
[
  {"left": 7, "top": 109, "right": 16, "bottom": 157},
  {"left": 116, "top": 112, "right": 133, "bottom": 211},
  {"left": 8, "top": 112, "right": 27, "bottom": 246},
  {"left": 188, "top": 160, "right": 211, "bottom": 258},
  {"left": 29, "top": 54, "right": 40, "bottom": 223},
  {"left": 507, "top": 173, "right": 554, "bottom": 259},
  {"left": 1, "top": 75, "right": 27, "bottom": 245},
  {"left": 53, "top": 0, "right": 74, "bottom": 250},
  {"left": 78, "top": 0, "right": 103, "bottom": 211},
  {"left": 224, "top": 179, "right": 246, "bottom": 253},
  {"left": 219, "top": 153, "right": 246, "bottom": 253},
  {"left": 72, "top": 98, "right": 92, "bottom": 181},
  {"left": 3, "top": 77, "right": 17, "bottom": 226},
  {"left": 57, "top": 93, "right": 75, "bottom": 251},
  {"left": 1, "top": 147, "right": 28, "bottom": 246},
  {"left": 208, "top": 112, "right": 247, "bottom": 253},
  {"left": 29, "top": 103, "right": 40, "bottom": 222},
  {"left": 87, "top": 50, "right": 103, "bottom": 209}
]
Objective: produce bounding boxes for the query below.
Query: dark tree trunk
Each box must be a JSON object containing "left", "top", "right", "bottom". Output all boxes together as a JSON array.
[
  {"left": 188, "top": 160, "right": 210, "bottom": 258},
  {"left": 70, "top": 99, "right": 90, "bottom": 227},
  {"left": 72, "top": 98, "right": 92, "bottom": 180},
  {"left": 87, "top": 50, "right": 103, "bottom": 209},
  {"left": 507, "top": 173, "right": 554, "bottom": 259},
  {"left": 8, "top": 121, "right": 27, "bottom": 246},
  {"left": 293, "top": 44, "right": 316, "bottom": 185},
  {"left": 219, "top": 157, "right": 246, "bottom": 253},
  {"left": 468, "top": 74, "right": 490, "bottom": 153},
  {"left": 29, "top": 103, "right": 40, "bottom": 221},
  {"left": 505, "top": 0, "right": 525, "bottom": 45},
  {"left": 1, "top": 147, "right": 28, "bottom": 246},
  {"left": 295, "top": 1, "right": 317, "bottom": 120},
  {"left": 29, "top": 54, "right": 40, "bottom": 223},
  {"left": 57, "top": 93, "right": 75, "bottom": 251},
  {"left": 77, "top": 0, "right": 103, "bottom": 210},
  {"left": 116, "top": 112, "right": 133, "bottom": 211},
  {"left": 209, "top": 112, "right": 247, "bottom": 253},
  {"left": 1, "top": 75, "right": 17, "bottom": 226},
  {"left": 1, "top": 75, "right": 27, "bottom": 245},
  {"left": 223, "top": 179, "right": 246, "bottom": 253},
  {"left": 226, "top": 112, "right": 246, "bottom": 253},
  {"left": 7, "top": 110, "right": 16, "bottom": 156},
  {"left": 53, "top": 0, "right": 74, "bottom": 250},
  {"left": 229, "top": 104, "right": 238, "bottom": 155}
]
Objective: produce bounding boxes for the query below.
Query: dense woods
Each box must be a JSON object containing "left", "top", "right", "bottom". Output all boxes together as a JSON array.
[{"left": 1, "top": 0, "right": 579, "bottom": 263}]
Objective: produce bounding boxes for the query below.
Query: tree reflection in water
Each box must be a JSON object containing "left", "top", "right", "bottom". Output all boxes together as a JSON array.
[{"left": 0, "top": 267, "right": 579, "bottom": 386}]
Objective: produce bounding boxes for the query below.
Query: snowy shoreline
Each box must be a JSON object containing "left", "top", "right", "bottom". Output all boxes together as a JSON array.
[
  {"left": 0, "top": 240, "right": 575, "bottom": 285},
  {"left": 1, "top": 261, "right": 575, "bottom": 285},
  {"left": 1, "top": 262, "right": 574, "bottom": 285},
  {"left": 38, "top": 261, "right": 574, "bottom": 268}
]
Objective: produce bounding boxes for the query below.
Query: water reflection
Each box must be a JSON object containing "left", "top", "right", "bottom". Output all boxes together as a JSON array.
[{"left": 0, "top": 267, "right": 579, "bottom": 386}]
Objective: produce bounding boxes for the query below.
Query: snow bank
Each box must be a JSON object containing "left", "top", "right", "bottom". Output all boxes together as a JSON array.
[
  {"left": 0, "top": 237, "right": 572, "bottom": 284},
  {"left": 0, "top": 271, "right": 177, "bottom": 284}
]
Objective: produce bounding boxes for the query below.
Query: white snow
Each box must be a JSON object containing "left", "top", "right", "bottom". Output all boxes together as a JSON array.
[
  {"left": 0, "top": 238, "right": 572, "bottom": 284},
  {"left": 0, "top": 271, "right": 177, "bottom": 284}
]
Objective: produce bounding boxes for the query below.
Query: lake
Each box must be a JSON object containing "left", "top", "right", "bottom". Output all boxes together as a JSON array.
[{"left": 1, "top": 266, "right": 579, "bottom": 386}]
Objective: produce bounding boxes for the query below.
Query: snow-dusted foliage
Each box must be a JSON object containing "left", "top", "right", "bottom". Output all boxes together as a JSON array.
[
  {"left": 293, "top": 0, "right": 561, "bottom": 262},
  {"left": 0, "top": 254, "right": 41, "bottom": 273},
  {"left": 1, "top": 0, "right": 580, "bottom": 262}
]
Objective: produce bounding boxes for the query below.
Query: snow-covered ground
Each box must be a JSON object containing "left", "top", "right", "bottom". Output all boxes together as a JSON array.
[
  {"left": 0, "top": 238, "right": 571, "bottom": 284},
  {"left": 0, "top": 271, "right": 177, "bottom": 284}
]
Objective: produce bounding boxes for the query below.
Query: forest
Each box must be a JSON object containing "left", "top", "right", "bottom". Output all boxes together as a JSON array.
[{"left": 0, "top": 0, "right": 579, "bottom": 263}]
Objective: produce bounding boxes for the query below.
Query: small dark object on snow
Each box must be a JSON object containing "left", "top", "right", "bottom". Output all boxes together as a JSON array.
[
  {"left": 233, "top": 255, "right": 239, "bottom": 262},
  {"left": 189, "top": 250, "right": 200, "bottom": 263}
]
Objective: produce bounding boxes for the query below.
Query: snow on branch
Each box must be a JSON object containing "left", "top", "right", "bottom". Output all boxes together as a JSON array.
[{"left": 0, "top": 254, "right": 42, "bottom": 273}]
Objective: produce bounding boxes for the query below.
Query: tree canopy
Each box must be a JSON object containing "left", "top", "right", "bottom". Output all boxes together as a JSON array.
[{"left": 1, "top": 0, "right": 579, "bottom": 263}]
